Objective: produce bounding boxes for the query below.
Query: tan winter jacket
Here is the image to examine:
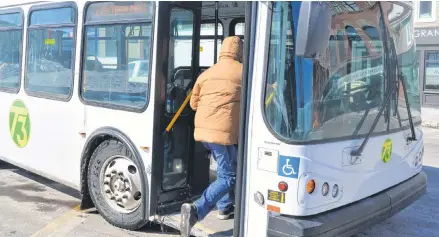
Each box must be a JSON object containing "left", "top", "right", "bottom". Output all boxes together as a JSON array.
[{"left": 190, "top": 36, "right": 243, "bottom": 145}]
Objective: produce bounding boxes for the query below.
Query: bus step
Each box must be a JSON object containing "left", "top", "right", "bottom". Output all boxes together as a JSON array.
[{"left": 161, "top": 211, "right": 234, "bottom": 237}]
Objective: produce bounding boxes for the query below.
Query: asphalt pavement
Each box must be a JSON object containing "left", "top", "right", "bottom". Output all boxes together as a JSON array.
[
  {"left": 356, "top": 127, "right": 439, "bottom": 237},
  {"left": 1, "top": 127, "right": 439, "bottom": 237},
  {"left": 0, "top": 161, "right": 179, "bottom": 237}
]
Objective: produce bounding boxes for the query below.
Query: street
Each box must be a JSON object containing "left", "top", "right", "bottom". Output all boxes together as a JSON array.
[{"left": 1, "top": 127, "right": 438, "bottom": 237}]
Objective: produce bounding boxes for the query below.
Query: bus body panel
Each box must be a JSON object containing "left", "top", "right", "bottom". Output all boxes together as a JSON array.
[
  {"left": 0, "top": 0, "right": 159, "bottom": 201},
  {"left": 82, "top": 106, "right": 156, "bottom": 210},
  {"left": 80, "top": 0, "right": 159, "bottom": 218},
  {"left": 249, "top": 123, "right": 424, "bottom": 216},
  {"left": 0, "top": 2, "right": 84, "bottom": 189},
  {"left": 243, "top": 2, "right": 425, "bottom": 237},
  {"left": 242, "top": 4, "right": 270, "bottom": 236},
  {"left": 0, "top": 96, "right": 84, "bottom": 189}
]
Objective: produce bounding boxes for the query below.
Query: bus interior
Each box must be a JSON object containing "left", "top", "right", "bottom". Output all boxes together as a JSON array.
[{"left": 155, "top": 2, "right": 246, "bottom": 236}]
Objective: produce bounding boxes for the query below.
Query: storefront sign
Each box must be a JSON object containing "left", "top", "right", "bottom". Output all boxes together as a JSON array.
[{"left": 414, "top": 27, "right": 439, "bottom": 45}]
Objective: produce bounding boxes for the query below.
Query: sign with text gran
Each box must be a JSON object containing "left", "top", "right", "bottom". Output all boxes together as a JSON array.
[{"left": 415, "top": 27, "right": 439, "bottom": 45}]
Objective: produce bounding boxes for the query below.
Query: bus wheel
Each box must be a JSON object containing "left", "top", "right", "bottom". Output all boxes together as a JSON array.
[{"left": 87, "top": 139, "right": 146, "bottom": 230}]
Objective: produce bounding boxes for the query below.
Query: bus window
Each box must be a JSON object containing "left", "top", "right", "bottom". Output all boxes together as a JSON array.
[
  {"left": 165, "top": 8, "right": 194, "bottom": 115},
  {"left": 384, "top": 2, "right": 421, "bottom": 128},
  {"left": 25, "top": 6, "right": 76, "bottom": 98},
  {"left": 234, "top": 22, "right": 245, "bottom": 38},
  {"left": 0, "top": 12, "right": 22, "bottom": 92},
  {"left": 230, "top": 19, "right": 244, "bottom": 41},
  {"left": 30, "top": 7, "right": 73, "bottom": 25},
  {"left": 345, "top": 26, "right": 369, "bottom": 73},
  {"left": 200, "top": 22, "right": 223, "bottom": 67},
  {"left": 81, "top": 2, "right": 153, "bottom": 110},
  {"left": 264, "top": 2, "right": 296, "bottom": 139},
  {"left": 264, "top": 1, "right": 390, "bottom": 141},
  {"left": 162, "top": 7, "right": 195, "bottom": 191}
]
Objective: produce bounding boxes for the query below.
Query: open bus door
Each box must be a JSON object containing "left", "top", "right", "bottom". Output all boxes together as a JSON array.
[
  {"left": 151, "top": 1, "right": 253, "bottom": 236},
  {"left": 151, "top": 1, "right": 210, "bottom": 215}
]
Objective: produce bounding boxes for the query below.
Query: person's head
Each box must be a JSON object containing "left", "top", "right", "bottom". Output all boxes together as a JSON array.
[{"left": 219, "top": 36, "right": 243, "bottom": 63}]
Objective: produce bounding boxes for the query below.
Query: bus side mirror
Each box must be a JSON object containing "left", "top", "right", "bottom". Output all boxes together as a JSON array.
[{"left": 295, "top": 2, "right": 331, "bottom": 58}]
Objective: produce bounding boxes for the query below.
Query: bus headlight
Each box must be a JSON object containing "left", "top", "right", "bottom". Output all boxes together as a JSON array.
[
  {"left": 413, "top": 146, "right": 424, "bottom": 168},
  {"left": 332, "top": 184, "right": 339, "bottom": 198},
  {"left": 322, "top": 182, "right": 329, "bottom": 196},
  {"left": 254, "top": 191, "right": 265, "bottom": 206}
]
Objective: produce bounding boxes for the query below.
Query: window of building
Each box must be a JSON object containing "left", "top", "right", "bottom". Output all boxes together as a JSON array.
[
  {"left": 415, "top": 1, "right": 436, "bottom": 22},
  {"left": 81, "top": 2, "right": 154, "bottom": 110},
  {"left": 328, "top": 35, "right": 338, "bottom": 68},
  {"left": 424, "top": 51, "right": 439, "bottom": 90},
  {"left": 336, "top": 31, "right": 346, "bottom": 63},
  {"left": 341, "top": 1, "right": 360, "bottom": 12},
  {"left": 0, "top": 11, "right": 23, "bottom": 92},
  {"left": 330, "top": 3, "right": 343, "bottom": 15},
  {"left": 25, "top": 6, "right": 76, "bottom": 99}
]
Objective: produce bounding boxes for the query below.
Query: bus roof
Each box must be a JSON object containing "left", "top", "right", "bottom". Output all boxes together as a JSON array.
[{"left": 0, "top": 1, "right": 48, "bottom": 8}]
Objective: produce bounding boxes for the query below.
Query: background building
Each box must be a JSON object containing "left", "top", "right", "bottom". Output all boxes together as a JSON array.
[{"left": 414, "top": 0, "right": 439, "bottom": 126}]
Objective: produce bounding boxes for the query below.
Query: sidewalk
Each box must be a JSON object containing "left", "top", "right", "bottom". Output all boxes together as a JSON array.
[
  {"left": 422, "top": 107, "right": 439, "bottom": 129},
  {"left": 422, "top": 120, "right": 439, "bottom": 129}
]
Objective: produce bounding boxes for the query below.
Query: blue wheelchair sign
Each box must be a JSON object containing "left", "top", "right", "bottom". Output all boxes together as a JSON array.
[{"left": 278, "top": 155, "right": 300, "bottom": 179}]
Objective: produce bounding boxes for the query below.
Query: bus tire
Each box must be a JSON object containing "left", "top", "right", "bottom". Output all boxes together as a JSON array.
[{"left": 87, "top": 139, "right": 147, "bottom": 230}]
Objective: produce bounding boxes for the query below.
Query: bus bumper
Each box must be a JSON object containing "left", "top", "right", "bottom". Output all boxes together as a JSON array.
[{"left": 266, "top": 171, "right": 427, "bottom": 237}]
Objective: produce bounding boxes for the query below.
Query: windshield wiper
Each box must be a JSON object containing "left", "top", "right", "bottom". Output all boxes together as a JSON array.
[
  {"left": 350, "top": 73, "right": 417, "bottom": 157},
  {"left": 350, "top": 79, "right": 398, "bottom": 157},
  {"left": 399, "top": 72, "right": 417, "bottom": 141}
]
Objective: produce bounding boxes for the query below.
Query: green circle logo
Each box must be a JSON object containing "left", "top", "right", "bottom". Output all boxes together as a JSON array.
[
  {"left": 9, "top": 99, "right": 31, "bottom": 148},
  {"left": 381, "top": 138, "right": 392, "bottom": 163}
]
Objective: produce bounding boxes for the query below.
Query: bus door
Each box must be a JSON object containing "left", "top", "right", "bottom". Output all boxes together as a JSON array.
[{"left": 152, "top": 2, "right": 211, "bottom": 213}]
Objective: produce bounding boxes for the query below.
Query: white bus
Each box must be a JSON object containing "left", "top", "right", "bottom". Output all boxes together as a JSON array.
[{"left": 0, "top": 1, "right": 426, "bottom": 237}]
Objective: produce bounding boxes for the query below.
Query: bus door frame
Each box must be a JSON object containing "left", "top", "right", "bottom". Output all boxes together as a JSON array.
[
  {"left": 150, "top": 1, "right": 202, "bottom": 216},
  {"left": 234, "top": 2, "right": 256, "bottom": 237}
]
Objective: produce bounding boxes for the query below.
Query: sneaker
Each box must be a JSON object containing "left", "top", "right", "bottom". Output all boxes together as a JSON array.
[
  {"left": 180, "top": 203, "right": 198, "bottom": 237},
  {"left": 217, "top": 206, "right": 234, "bottom": 220}
]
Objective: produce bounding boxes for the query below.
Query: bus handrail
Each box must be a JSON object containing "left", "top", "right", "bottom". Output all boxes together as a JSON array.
[{"left": 164, "top": 89, "right": 193, "bottom": 134}]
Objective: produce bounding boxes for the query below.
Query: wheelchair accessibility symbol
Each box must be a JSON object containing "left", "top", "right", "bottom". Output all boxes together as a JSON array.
[{"left": 278, "top": 155, "right": 300, "bottom": 179}]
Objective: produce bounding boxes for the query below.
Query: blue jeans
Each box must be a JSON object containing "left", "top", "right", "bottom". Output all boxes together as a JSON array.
[{"left": 194, "top": 142, "right": 237, "bottom": 220}]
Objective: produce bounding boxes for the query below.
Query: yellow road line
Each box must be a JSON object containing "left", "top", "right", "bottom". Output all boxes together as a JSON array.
[{"left": 30, "top": 205, "right": 83, "bottom": 237}]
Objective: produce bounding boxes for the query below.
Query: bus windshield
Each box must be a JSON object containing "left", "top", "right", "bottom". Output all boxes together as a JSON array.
[{"left": 264, "top": 1, "right": 421, "bottom": 143}]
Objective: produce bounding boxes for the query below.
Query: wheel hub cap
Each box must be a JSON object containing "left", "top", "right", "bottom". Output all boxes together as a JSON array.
[{"left": 100, "top": 156, "right": 142, "bottom": 213}]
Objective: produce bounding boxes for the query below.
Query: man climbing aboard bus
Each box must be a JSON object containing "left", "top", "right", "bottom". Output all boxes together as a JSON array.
[{"left": 180, "top": 36, "right": 243, "bottom": 236}]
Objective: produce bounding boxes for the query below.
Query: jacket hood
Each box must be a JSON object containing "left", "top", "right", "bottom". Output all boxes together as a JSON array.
[{"left": 219, "top": 36, "right": 243, "bottom": 63}]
